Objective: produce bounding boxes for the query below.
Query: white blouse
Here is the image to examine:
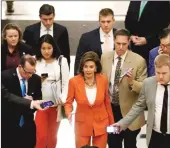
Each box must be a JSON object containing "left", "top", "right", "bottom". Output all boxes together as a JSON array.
[
  {"left": 85, "top": 87, "right": 97, "bottom": 105},
  {"left": 36, "top": 57, "right": 69, "bottom": 104}
]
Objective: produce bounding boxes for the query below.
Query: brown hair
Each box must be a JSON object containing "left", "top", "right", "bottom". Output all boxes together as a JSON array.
[
  {"left": 2, "top": 23, "right": 22, "bottom": 43},
  {"left": 154, "top": 54, "right": 170, "bottom": 69},
  {"left": 99, "top": 8, "right": 114, "bottom": 20},
  {"left": 20, "top": 54, "right": 36, "bottom": 67},
  {"left": 114, "top": 29, "right": 131, "bottom": 40},
  {"left": 79, "top": 51, "right": 102, "bottom": 75}
]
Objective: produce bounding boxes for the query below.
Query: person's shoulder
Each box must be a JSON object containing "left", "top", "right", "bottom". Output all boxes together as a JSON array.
[
  {"left": 128, "top": 51, "right": 145, "bottom": 61},
  {"left": 2, "top": 68, "right": 15, "bottom": 77},
  {"left": 69, "top": 74, "right": 83, "bottom": 83},
  {"left": 19, "top": 41, "right": 32, "bottom": 49},
  {"left": 25, "top": 22, "right": 40, "bottom": 30},
  {"left": 82, "top": 28, "right": 99, "bottom": 37},
  {"left": 31, "top": 73, "right": 41, "bottom": 81},
  {"left": 53, "top": 22, "right": 67, "bottom": 30},
  {"left": 150, "top": 46, "right": 159, "bottom": 54},
  {"left": 143, "top": 76, "right": 156, "bottom": 85},
  {"left": 102, "top": 51, "right": 114, "bottom": 59}
]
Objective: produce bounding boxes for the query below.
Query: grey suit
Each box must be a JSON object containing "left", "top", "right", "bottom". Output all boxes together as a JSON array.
[{"left": 118, "top": 76, "right": 159, "bottom": 146}]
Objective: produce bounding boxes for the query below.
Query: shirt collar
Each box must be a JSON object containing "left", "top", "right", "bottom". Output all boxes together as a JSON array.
[
  {"left": 158, "top": 82, "right": 170, "bottom": 85},
  {"left": 114, "top": 51, "right": 128, "bottom": 61},
  {"left": 16, "top": 67, "right": 23, "bottom": 81},
  {"left": 41, "top": 22, "right": 53, "bottom": 31},
  {"left": 100, "top": 27, "right": 113, "bottom": 38}
]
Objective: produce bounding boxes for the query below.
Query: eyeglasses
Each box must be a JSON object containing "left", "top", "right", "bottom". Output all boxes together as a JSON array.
[
  {"left": 160, "top": 43, "right": 170, "bottom": 49},
  {"left": 22, "top": 66, "right": 36, "bottom": 75}
]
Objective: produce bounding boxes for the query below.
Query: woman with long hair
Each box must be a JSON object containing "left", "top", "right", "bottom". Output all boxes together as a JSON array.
[{"left": 35, "top": 34, "right": 69, "bottom": 148}]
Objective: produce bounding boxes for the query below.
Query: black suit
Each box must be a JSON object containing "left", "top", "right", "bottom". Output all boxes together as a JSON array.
[
  {"left": 74, "top": 28, "right": 116, "bottom": 75},
  {"left": 1, "top": 68, "right": 42, "bottom": 148},
  {"left": 1, "top": 41, "right": 33, "bottom": 71},
  {"left": 23, "top": 22, "right": 70, "bottom": 66},
  {"left": 125, "top": 1, "right": 170, "bottom": 65}
]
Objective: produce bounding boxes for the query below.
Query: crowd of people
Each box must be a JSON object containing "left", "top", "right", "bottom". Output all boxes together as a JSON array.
[{"left": 1, "top": 2, "right": 170, "bottom": 148}]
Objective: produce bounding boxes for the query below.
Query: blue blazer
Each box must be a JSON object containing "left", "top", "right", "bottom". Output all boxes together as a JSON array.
[{"left": 148, "top": 46, "right": 159, "bottom": 76}]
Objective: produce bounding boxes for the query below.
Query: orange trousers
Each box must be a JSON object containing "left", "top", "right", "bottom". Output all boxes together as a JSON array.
[
  {"left": 35, "top": 107, "right": 60, "bottom": 148},
  {"left": 75, "top": 133, "right": 108, "bottom": 148}
]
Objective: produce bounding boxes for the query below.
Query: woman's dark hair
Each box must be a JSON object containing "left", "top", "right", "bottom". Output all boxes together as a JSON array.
[
  {"left": 36, "top": 34, "right": 61, "bottom": 60},
  {"left": 79, "top": 51, "right": 102, "bottom": 75}
]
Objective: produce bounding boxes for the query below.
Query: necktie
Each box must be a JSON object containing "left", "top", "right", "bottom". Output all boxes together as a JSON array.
[
  {"left": 112, "top": 57, "right": 122, "bottom": 105},
  {"left": 103, "top": 34, "right": 111, "bottom": 53},
  {"left": 160, "top": 84, "right": 168, "bottom": 134},
  {"left": 138, "top": 1, "right": 147, "bottom": 20},
  {"left": 19, "top": 79, "right": 26, "bottom": 127},
  {"left": 46, "top": 28, "right": 50, "bottom": 34}
]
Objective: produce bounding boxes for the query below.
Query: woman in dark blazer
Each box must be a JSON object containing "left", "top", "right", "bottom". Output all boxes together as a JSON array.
[{"left": 1, "top": 23, "right": 33, "bottom": 71}]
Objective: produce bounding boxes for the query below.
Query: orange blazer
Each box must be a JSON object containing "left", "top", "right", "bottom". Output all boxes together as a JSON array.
[{"left": 64, "top": 74, "right": 114, "bottom": 136}]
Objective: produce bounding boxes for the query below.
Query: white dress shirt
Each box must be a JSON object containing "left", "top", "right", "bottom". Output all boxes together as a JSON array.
[
  {"left": 110, "top": 51, "right": 128, "bottom": 92},
  {"left": 85, "top": 87, "right": 97, "bottom": 105},
  {"left": 153, "top": 82, "right": 170, "bottom": 134},
  {"left": 40, "top": 22, "right": 53, "bottom": 37},
  {"left": 16, "top": 67, "right": 28, "bottom": 94},
  {"left": 100, "top": 27, "right": 114, "bottom": 53},
  {"left": 16, "top": 67, "right": 34, "bottom": 109}
]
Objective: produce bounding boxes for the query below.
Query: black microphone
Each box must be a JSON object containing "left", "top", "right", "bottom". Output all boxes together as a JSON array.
[{"left": 100, "top": 41, "right": 104, "bottom": 44}]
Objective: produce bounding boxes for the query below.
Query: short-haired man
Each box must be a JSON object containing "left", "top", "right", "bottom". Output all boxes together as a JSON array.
[
  {"left": 23, "top": 4, "right": 70, "bottom": 67},
  {"left": 74, "top": 8, "right": 116, "bottom": 75},
  {"left": 114, "top": 54, "right": 170, "bottom": 148},
  {"left": 101, "top": 29, "right": 147, "bottom": 148},
  {"left": 149, "top": 28, "right": 170, "bottom": 76},
  {"left": 2, "top": 54, "right": 42, "bottom": 148}
]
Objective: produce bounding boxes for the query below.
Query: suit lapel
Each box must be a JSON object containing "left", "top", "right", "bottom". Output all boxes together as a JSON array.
[
  {"left": 150, "top": 78, "right": 157, "bottom": 109},
  {"left": 94, "top": 28, "right": 102, "bottom": 55},
  {"left": 107, "top": 52, "right": 114, "bottom": 82},
  {"left": 53, "top": 24, "right": 57, "bottom": 41},
  {"left": 12, "top": 69, "right": 22, "bottom": 96},
  {"left": 35, "top": 23, "right": 41, "bottom": 42},
  {"left": 121, "top": 51, "right": 132, "bottom": 76}
]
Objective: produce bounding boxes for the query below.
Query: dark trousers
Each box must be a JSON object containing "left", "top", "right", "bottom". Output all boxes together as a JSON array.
[
  {"left": 108, "top": 105, "right": 141, "bottom": 148},
  {"left": 149, "top": 130, "right": 170, "bottom": 148}
]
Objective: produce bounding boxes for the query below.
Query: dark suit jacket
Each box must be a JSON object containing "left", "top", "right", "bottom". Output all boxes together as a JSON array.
[
  {"left": 1, "top": 68, "right": 42, "bottom": 148},
  {"left": 2, "top": 83, "right": 31, "bottom": 108},
  {"left": 125, "top": 1, "right": 170, "bottom": 64},
  {"left": 1, "top": 41, "right": 33, "bottom": 71},
  {"left": 74, "top": 28, "right": 117, "bottom": 75},
  {"left": 23, "top": 22, "right": 70, "bottom": 66},
  {"left": 148, "top": 46, "right": 159, "bottom": 77}
]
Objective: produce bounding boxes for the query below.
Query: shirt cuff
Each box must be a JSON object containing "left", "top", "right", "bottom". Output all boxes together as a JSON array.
[{"left": 30, "top": 101, "right": 34, "bottom": 109}]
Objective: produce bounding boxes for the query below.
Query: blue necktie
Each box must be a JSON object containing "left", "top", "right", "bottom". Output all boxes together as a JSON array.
[{"left": 19, "top": 79, "right": 26, "bottom": 127}]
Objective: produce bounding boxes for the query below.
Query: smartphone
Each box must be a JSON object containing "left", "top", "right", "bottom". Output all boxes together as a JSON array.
[
  {"left": 120, "top": 68, "right": 133, "bottom": 78},
  {"left": 106, "top": 126, "right": 120, "bottom": 133},
  {"left": 40, "top": 101, "right": 54, "bottom": 108},
  {"left": 41, "top": 73, "right": 48, "bottom": 78}
]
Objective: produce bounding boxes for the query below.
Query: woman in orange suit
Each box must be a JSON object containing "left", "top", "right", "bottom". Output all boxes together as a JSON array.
[{"left": 64, "top": 51, "right": 115, "bottom": 148}]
